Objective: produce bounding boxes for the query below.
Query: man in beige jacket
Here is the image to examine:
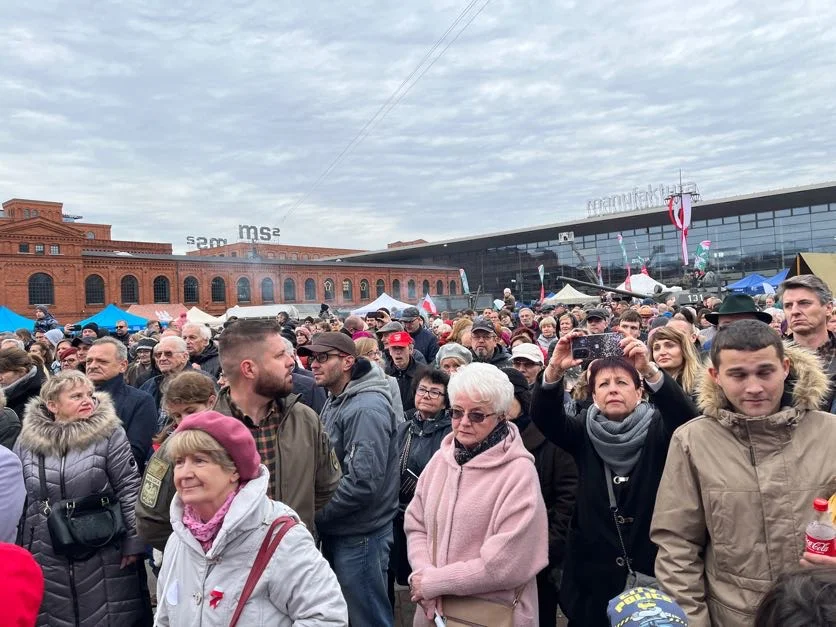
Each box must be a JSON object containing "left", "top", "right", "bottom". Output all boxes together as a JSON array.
[{"left": 651, "top": 319, "right": 836, "bottom": 626}]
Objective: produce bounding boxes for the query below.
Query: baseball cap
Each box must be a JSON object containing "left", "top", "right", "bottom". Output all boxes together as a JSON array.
[
  {"left": 297, "top": 332, "right": 358, "bottom": 357},
  {"left": 511, "top": 343, "right": 544, "bottom": 364},
  {"left": 387, "top": 331, "right": 414, "bottom": 347},
  {"left": 398, "top": 307, "right": 421, "bottom": 322},
  {"left": 135, "top": 338, "right": 157, "bottom": 352},
  {"left": 71, "top": 337, "right": 95, "bottom": 348},
  {"left": 586, "top": 308, "right": 609, "bottom": 321},
  {"left": 471, "top": 319, "right": 497, "bottom": 335},
  {"left": 607, "top": 587, "right": 687, "bottom": 626}
]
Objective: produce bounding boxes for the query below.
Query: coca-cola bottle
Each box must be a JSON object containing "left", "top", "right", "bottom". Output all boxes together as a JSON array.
[{"left": 805, "top": 498, "right": 836, "bottom": 556}]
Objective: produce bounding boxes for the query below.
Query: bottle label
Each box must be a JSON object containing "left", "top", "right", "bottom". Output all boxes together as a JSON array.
[{"left": 805, "top": 533, "right": 836, "bottom": 556}]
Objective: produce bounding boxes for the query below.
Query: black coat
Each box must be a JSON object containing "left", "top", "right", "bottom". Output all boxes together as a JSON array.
[
  {"left": 385, "top": 358, "right": 421, "bottom": 412},
  {"left": 3, "top": 367, "right": 45, "bottom": 420},
  {"left": 409, "top": 326, "right": 439, "bottom": 365},
  {"left": 531, "top": 372, "right": 698, "bottom": 627},
  {"left": 190, "top": 343, "right": 221, "bottom": 380},
  {"left": 292, "top": 368, "right": 327, "bottom": 414},
  {"left": 95, "top": 375, "right": 158, "bottom": 472}
]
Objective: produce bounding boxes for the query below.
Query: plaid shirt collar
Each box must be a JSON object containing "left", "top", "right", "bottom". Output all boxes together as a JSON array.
[{"left": 224, "top": 393, "right": 282, "bottom": 428}]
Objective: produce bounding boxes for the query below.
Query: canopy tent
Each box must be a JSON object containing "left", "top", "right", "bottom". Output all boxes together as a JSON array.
[
  {"left": 126, "top": 304, "right": 187, "bottom": 324},
  {"left": 74, "top": 304, "right": 148, "bottom": 332},
  {"left": 0, "top": 306, "right": 35, "bottom": 333},
  {"left": 615, "top": 273, "right": 670, "bottom": 296},
  {"left": 766, "top": 268, "right": 790, "bottom": 287},
  {"left": 790, "top": 253, "right": 836, "bottom": 296},
  {"left": 186, "top": 307, "right": 223, "bottom": 327},
  {"left": 350, "top": 293, "right": 413, "bottom": 316},
  {"left": 543, "top": 284, "right": 600, "bottom": 306},
  {"left": 727, "top": 273, "right": 769, "bottom": 295},
  {"left": 224, "top": 304, "right": 299, "bottom": 320}
]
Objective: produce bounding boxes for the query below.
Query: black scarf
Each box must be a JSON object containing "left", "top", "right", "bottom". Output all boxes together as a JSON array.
[{"left": 454, "top": 420, "right": 509, "bottom": 466}]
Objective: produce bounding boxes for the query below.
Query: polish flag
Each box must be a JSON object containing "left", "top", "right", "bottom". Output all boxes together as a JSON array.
[{"left": 421, "top": 294, "right": 437, "bottom": 315}]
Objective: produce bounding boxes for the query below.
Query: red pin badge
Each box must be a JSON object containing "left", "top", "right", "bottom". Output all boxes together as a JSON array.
[{"left": 209, "top": 588, "right": 224, "bottom": 609}]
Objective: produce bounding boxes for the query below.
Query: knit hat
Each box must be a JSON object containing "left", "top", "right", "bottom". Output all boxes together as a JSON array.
[
  {"left": 607, "top": 587, "right": 687, "bottom": 626},
  {"left": 44, "top": 329, "right": 65, "bottom": 348},
  {"left": 175, "top": 411, "right": 260, "bottom": 481},
  {"left": 434, "top": 342, "right": 472, "bottom": 368},
  {"left": 295, "top": 326, "right": 312, "bottom": 341},
  {"left": 501, "top": 367, "right": 532, "bottom": 411},
  {"left": 82, "top": 322, "right": 99, "bottom": 333},
  {"left": 58, "top": 347, "right": 78, "bottom": 361},
  {"left": 35, "top": 305, "right": 49, "bottom": 314},
  {"left": 0, "top": 542, "right": 45, "bottom": 627},
  {"left": 351, "top": 330, "right": 375, "bottom": 341},
  {"left": 135, "top": 338, "right": 157, "bottom": 351}
]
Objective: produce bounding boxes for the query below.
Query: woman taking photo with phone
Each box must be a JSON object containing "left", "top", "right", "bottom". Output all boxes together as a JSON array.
[{"left": 531, "top": 332, "right": 698, "bottom": 626}]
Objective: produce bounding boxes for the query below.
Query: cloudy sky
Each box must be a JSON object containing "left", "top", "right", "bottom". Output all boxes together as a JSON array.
[{"left": 1, "top": 1, "right": 833, "bottom": 253}]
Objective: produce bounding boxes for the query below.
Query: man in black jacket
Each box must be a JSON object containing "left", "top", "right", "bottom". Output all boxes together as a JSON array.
[
  {"left": 183, "top": 323, "right": 221, "bottom": 380},
  {"left": 384, "top": 332, "right": 420, "bottom": 413},
  {"left": 470, "top": 319, "right": 513, "bottom": 369},
  {"left": 86, "top": 337, "right": 157, "bottom": 471},
  {"left": 398, "top": 307, "right": 439, "bottom": 364}
]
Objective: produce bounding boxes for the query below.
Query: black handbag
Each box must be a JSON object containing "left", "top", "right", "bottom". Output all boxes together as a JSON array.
[{"left": 38, "top": 455, "right": 126, "bottom": 561}]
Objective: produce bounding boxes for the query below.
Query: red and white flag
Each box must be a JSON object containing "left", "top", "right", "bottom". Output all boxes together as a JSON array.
[{"left": 421, "top": 294, "right": 437, "bottom": 315}]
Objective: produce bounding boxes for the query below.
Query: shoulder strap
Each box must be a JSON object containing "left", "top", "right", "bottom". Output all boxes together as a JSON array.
[
  {"left": 229, "top": 515, "right": 298, "bottom": 627},
  {"left": 37, "top": 455, "right": 50, "bottom": 512},
  {"left": 604, "top": 464, "right": 633, "bottom": 573}
]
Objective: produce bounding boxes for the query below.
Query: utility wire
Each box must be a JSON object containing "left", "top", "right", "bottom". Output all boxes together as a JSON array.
[{"left": 280, "top": 0, "right": 491, "bottom": 223}]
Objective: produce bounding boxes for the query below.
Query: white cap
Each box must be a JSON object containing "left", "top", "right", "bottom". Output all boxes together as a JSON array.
[{"left": 511, "top": 343, "right": 544, "bottom": 364}]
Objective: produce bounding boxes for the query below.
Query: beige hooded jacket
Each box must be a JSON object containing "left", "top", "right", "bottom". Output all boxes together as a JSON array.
[{"left": 651, "top": 344, "right": 836, "bottom": 627}]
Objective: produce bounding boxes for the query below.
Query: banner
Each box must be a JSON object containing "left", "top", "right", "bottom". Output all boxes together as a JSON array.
[
  {"left": 617, "top": 233, "right": 632, "bottom": 291},
  {"left": 537, "top": 264, "right": 545, "bottom": 301},
  {"left": 668, "top": 193, "right": 693, "bottom": 265},
  {"left": 459, "top": 268, "right": 470, "bottom": 294},
  {"left": 693, "top": 240, "right": 711, "bottom": 271},
  {"left": 421, "top": 294, "right": 438, "bottom": 315}
]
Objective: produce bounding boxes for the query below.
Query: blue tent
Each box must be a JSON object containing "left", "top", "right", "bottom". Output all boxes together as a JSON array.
[
  {"left": 766, "top": 268, "right": 789, "bottom": 287},
  {"left": 0, "top": 306, "right": 35, "bottom": 333},
  {"left": 73, "top": 304, "right": 148, "bottom": 332},
  {"left": 727, "top": 273, "right": 769, "bottom": 295}
]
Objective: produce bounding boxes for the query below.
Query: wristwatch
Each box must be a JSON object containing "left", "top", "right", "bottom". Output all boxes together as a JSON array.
[{"left": 644, "top": 363, "right": 661, "bottom": 380}]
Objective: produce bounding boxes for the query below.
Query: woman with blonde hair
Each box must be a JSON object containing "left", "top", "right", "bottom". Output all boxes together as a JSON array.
[
  {"left": 446, "top": 318, "right": 473, "bottom": 345},
  {"left": 649, "top": 326, "right": 702, "bottom": 397}
]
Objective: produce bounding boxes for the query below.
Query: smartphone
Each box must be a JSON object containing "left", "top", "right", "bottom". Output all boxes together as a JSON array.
[{"left": 571, "top": 332, "right": 624, "bottom": 360}]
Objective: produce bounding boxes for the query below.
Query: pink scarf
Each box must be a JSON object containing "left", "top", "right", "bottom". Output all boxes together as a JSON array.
[{"left": 182, "top": 486, "right": 242, "bottom": 552}]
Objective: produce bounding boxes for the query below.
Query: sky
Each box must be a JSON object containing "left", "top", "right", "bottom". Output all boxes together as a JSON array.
[{"left": 1, "top": 1, "right": 834, "bottom": 254}]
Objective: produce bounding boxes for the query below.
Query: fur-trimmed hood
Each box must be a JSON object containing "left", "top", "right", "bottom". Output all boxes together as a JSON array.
[
  {"left": 17, "top": 391, "right": 121, "bottom": 457},
  {"left": 697, "top": 342, "right": 830, "bottom": 419}
]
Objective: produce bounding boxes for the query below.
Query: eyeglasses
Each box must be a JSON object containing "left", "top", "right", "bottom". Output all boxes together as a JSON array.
[
  {"left": 416, "top": 386, "right": 444, "bottom": 399},
  {"left": 450, "top": 409, "right": 497, "bottom": 423},
  {"left": 363, "top": 350, "right": 381, "bottom": 359},
  {"left": 311, "top": 352, "right": 345, "bottom": 364}
]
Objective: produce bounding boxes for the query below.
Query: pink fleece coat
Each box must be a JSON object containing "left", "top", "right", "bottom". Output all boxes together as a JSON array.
[{"left": 404, "top": 422, "right": 548, "bottom": 626}]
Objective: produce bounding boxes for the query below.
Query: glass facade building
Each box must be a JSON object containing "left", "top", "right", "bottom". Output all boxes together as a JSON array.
[{"left": 334, "top": 183, "right": 836, "bottom": 300}]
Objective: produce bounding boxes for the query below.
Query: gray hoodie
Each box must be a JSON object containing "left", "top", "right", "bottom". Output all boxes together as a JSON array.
[
  {"left": 0, "top": 444, "right": 24, "bottom": 542},
  {"left": 316, "top": 359, "right": 399, "bottom": 536}
]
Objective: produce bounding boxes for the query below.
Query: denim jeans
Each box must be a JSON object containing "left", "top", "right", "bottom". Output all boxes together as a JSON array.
[{"left": 322, "top": 524, "right": 394, "bottom": 627}]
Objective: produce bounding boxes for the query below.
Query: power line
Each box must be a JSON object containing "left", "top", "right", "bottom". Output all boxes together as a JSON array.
[{"left": 280, "top": 0, "right": 491, "bottom": 223}]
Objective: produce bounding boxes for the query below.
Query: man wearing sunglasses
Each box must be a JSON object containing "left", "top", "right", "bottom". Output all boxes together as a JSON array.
[
  {"left": 140, "top": 336, "right": 192, "bottom": 430},
  {"left": 299, "top": 332, "right": 399, "bottom": 627},
  {"left": 111, "top": 319, "right": 131, "bottom": 348}
]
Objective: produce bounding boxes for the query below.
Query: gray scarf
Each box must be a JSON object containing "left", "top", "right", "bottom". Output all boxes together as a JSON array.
[{"left": 585, "top": 401, "right": 655, "bottom": 476}]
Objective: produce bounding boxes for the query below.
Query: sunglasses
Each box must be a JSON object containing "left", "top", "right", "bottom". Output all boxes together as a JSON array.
[
  {"left": 116, "top": 325, "right": 127, "bottom": 329},
  {"left": 450, "top": 409, "right": 497, "bottom": 423}
]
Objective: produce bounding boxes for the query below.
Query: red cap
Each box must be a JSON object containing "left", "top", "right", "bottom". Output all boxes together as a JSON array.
[
  {"left": 388, "top": 332, "right": 414, "bottom": 347},
  {"left": 814, "top": 497, "right": 829, "bottom": 512}
]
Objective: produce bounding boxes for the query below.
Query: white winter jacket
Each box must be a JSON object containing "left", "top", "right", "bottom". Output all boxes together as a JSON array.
[{"left": 154, "top": 465, "right": 347, "bottom": 626}]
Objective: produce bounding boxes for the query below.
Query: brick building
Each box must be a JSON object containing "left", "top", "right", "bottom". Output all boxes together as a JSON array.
[{"left": 0, "top": 198, "right": 461, "bottom": 323}]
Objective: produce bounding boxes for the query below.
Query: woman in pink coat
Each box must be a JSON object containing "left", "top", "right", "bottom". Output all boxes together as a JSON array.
[{"left": 404, "top": 362, "right": 548, "bottom": 626}]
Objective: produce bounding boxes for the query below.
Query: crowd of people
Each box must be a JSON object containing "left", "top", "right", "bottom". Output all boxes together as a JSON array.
[{"left": 0, "top": 276, "right": 835, "bottom": 626}]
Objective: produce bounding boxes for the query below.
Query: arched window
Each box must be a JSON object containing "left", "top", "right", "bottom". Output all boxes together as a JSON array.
[
  {"left": 23, "top": 209, "right": 31, "bottom": 218},
  {"left": 449, "top": 280, "right": 457, "bottom": 295},
  {"left": 211, "top": 277, "right": 226, "bottom": 303},
  {"left": 392, "top": 279, "right": 401, "bottom": 299},
  {"left": 436, "top": 280, "right": 444, "bottom": 295},
  {"left": 304, "top": 278, "right": 316, "bottom": 301},
  {"left": 28, "top": 273, "right": 54, "bottom": 305},
  {"left": 183, "top": 276, "right": 199, "bottom": 303},
  {"left": 408, "top": 279, "right": 417, "bottom": 300},
  {"left": 262, "top": 278, "right": 275, "bottom": 303},
  {"left": 283, "top": 278, "right": 296, "bottom": 302},
  {"left": 121, "top": 275, "right": 139, "bottom": 304},
  {"left": 324, "top": 278, "right": 335, "bottom": 301},
  {"left": 237, "top": 277, "right": 251, "bottom": 303},
  {"left": 360, "top": 279, "right": 370, "bottom": 300},
  {"left": 376, "top": 279, "right": 385, "bottom": 297},
  {"left": 85, "top": 274, "right": 105, "bottom": 305},
  {"left": 422, "top": 280, "right": 430, "bottom": 296},
  {"left": 85, "top": 231, "right": 95, "bottom": 239},
  {"left": 342, "top": 279, "right": 353, "bottom": 302},
  {"left": 153, "top": 276, "right": 170, "bottom": 303}
]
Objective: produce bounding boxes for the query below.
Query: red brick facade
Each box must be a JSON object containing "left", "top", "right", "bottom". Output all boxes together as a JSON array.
[
  {"left": 0, "top": 199, "right": 460, "bottom": 322},
  {"left": 186, "top": 241, "right": 364, "bottom": 261}
]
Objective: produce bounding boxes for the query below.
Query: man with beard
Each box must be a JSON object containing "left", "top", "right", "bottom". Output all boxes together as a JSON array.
[
  {"left": 470, "top": 319, "right": 513, "bottom": 369},
  {"left": 182, "top": 323, "right": 221, "bottom": 380},
  {"left": 214, "top": 319, "right": 340, "bottom": 530},
  {"left": 300, "top": 332, "right": 398, "bottom": 626},
  {"left": 384, "top": 331, "right": 420, "bottom": 412}
]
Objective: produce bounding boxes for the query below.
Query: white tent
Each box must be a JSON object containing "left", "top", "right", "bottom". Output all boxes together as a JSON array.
[
  {"left": 224, "top": 304, "right": 300, "bottom": 320},
  {"left": 543, "top": 284, "right": 600, "bottom": 306},
  {"left": 186, "top": 307, "right": 223, "bottom": 327},
  {"left": 350, "top": 293, "right": 413, "bottom": 316},
  {"left": 615, "top": 273, "right": 677, "bottom": 295}
]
